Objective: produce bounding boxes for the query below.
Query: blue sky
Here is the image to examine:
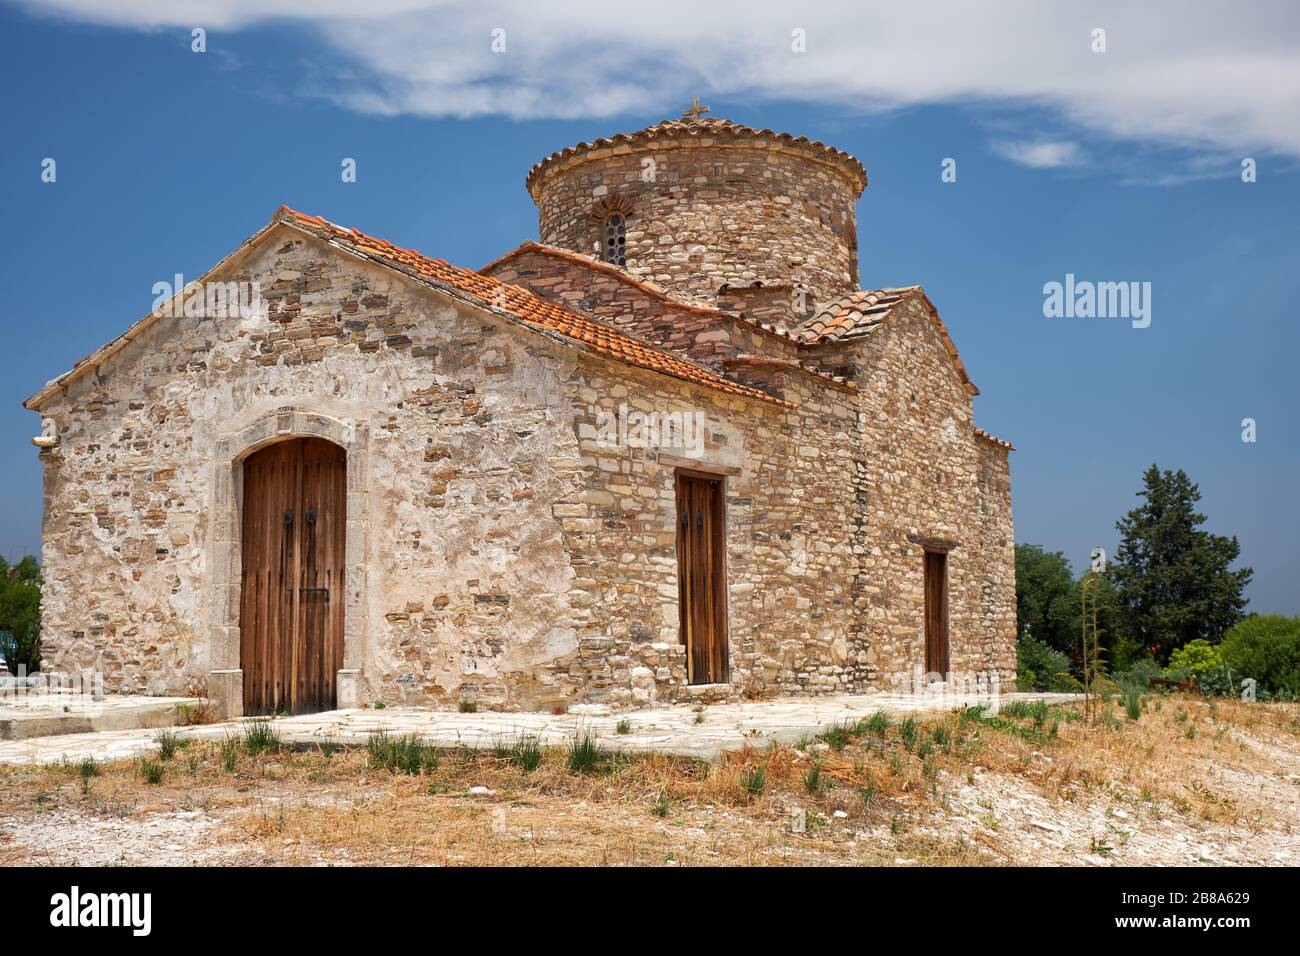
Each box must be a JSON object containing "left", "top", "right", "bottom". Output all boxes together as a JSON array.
[{"left": 1, "top": 3, "right": 1296, "bottom": 611}]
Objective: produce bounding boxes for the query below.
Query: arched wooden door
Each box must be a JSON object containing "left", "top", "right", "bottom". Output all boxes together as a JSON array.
[{"left": 240, "top": 438, "right": 347, "bottom": 715}]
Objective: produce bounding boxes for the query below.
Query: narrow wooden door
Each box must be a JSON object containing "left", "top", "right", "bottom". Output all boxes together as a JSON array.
[
  {"left": 240, "top": 438, "right": 347, "bottom": 715},
  {"left": 923, "top": 549, "right": 950, "bottom": 678},
  {"left": 675, "top": 471, "right": 729, "bottom": 684}
]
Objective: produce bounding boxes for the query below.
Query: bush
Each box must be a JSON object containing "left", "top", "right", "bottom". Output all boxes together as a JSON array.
[
  {"left": 1220, "top": 615, "right": 1300, "bottom": 698},
  {"left": 1167, "top": 639, "right": 1224, "bottom": 681},
  {"left": 1111, "top": 657, "right": 1163, "bottom": 694},
  {"left": 1016, "top": 635, "right": 1077, "bottom": 692}
]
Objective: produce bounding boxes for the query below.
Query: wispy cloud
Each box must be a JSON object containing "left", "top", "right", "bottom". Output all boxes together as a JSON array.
[
  {"left": 991, "top": 139, "right": 1082, "bottom": 169},
  {"left": 15, "top": 0, "right": 1300, "bottom": 162}
]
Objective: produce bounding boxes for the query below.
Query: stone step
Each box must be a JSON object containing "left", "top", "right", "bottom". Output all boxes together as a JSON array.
[{"left": 0, "top": 693, "right": 205, "bottom": 741}]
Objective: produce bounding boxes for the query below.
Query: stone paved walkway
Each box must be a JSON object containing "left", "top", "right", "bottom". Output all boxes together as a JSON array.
[{"left": 0, "top": 691, "right": 1079, "bottom": 766}]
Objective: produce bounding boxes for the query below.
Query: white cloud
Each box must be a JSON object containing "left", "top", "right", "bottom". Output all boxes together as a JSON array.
[
  {"left": 992, "top": 140, "right": 1082, "bottom": 169},
  {"left": 17, "top": 0, "right": 1300, "bottom": 157}
]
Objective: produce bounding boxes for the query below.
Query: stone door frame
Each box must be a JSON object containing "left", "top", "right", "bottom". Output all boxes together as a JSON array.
[{"left": 206, "top": 407, "right": 369, "bottom": 717}]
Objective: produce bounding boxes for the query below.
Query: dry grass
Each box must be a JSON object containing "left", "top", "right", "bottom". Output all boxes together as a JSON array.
[{"left": 0, "top": 693, "right": 1295, "bottom": 866}]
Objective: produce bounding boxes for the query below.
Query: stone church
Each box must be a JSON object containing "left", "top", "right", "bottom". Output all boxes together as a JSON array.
[{"left": 24, "top": 107, "right": 1016, "bottom": 716}]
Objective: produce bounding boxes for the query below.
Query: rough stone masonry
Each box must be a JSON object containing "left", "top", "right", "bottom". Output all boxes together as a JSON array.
[{"left": 23, "top": 112, "right": 1016, "bottom": 716}]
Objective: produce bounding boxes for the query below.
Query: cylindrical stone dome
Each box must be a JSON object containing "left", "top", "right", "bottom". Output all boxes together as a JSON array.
[{"left": 526, "top": 115, "right": 868, "bottom": 311}]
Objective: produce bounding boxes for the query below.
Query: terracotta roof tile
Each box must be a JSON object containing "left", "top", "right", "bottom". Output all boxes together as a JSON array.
[
  {"left": 527, "top": 116, "right": 867, "bottom": 197},
  {"left": 276, "top": 207, "right": 791, "bottom": 407},
  {"left": 795, "top": 287, "right": 919, "bottom": 343},
  {"left": 796, "top": 287, "right": 978, "bottom": 395},
  {"left": 974, "top": 427, "right": 1015, "bottom": 451},
  {"left": 480, "top": 241, "right": 855, "bottom": 392}
]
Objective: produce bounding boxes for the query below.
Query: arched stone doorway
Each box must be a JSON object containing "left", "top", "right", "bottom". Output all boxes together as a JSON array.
[
  {"left": 240, "top": 437, "right": 347, "bottom": 714},
  {"left": 207, "top": 408, "right": 370, "bottom": 718}
]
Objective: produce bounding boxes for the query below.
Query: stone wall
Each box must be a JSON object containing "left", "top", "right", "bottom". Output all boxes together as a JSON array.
[
  {"left": 33, "top": 229, "right": 570, "bottom": 707},
  {"left": 846, "top": 295, "right": 1016, "bottom": 688},
  {"left": 558, "top": 351, "right": 864, "bottom": 706},
  {"left": 974, "top": 437, "right": 1017, "bottom": 683},
  {"left": 31, "top": 224, "right": 874, "bottom": 712},
  {"left": 529, "top": 133, "right": 863, "bottom": 310}
]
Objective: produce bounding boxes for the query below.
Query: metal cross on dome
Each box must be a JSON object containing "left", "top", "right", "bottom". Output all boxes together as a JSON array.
[{"left": 681, "top": 96, "right": 710, "bottom": 121}]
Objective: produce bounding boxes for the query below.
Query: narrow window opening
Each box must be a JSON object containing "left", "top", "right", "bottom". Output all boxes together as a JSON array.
[{"left": 602, "top": 213, "right": 626, "bottom": 266}]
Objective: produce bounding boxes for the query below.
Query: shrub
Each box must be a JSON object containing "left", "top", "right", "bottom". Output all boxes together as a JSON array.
[
  {"left": 1167, "top": 639, "right": 1224, "bottom": 682},
  {"left": 1111, "top": 658, "right": 1164, "bottom": 694},
  {"left": 458, "top": 699, "right": 477, "bottom": 713},
  {"left": 139, "top": 757, "right": 165, "bottom": 785},
  {"left": 1016, "top": 635, "right": 1077, "bottom": 692},
  {"left": 1220, "top": 615, "right": 1300, "bottom": 698},
  {"left": 741, "top": 765, "right": 766, "bottom": 796}
]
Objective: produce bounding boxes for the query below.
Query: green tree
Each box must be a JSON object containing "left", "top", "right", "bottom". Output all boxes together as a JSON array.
[
  {"left": 1220, "top": 615, "right": 1300, "bottom": 697},
  {"left": 1112, "top": 465, "right": 1251, "bottom": 663},
  {"left": 0, "top": 556, "right": 42, "bottom": 674},
  {"left": 1014, "top": 544, "right": 1077, "bottom": 655}
]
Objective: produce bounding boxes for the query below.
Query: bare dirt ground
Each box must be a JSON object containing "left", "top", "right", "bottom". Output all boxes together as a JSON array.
[{"left": 1, "top": 694, "right": 1295, "bottom": 867}]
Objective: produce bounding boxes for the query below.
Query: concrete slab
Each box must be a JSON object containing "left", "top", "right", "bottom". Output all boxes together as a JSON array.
[
  {"left": 0, "top": 691, "right": 202, "bottom": 741},
  {"left": 0, "top": 691, "right": 1080, "bottom": 766}
]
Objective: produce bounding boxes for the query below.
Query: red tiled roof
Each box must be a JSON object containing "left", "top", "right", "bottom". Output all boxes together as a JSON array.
[
  {"left": 276, "top": 207, "right": 791, "bottom": 407},
  {"left": 480, "top": 241, "right": 854, "bottom": 390},
  {"left": 526, "top": 116, "right": 867, "bottom": 198},
  {"left": 795, "top": 287, "right": 919, "bottom": 342},
  {"left": 796, "top": 287, "right": 978, "bottom": 395},
  {"left": 480, "top": 241, "right": 724, "bottom": 315}
]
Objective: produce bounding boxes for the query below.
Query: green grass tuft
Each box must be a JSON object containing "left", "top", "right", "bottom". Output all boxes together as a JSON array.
[
  {"left": 566, "top": 731, "right": 603, "bottom": 773},
  {"left": 741, "top": 765, "right": 766, "bottom": 796},
  {"left": 366, "top": 731, "right": 439, "bottom": 774},
  {"left": 138, "top": 757, "right": 165, "bottom": 785},
  {"left": 155, "top": 729, "right": 188, "bottom": 761},
  {"left": 899, "top": 716, "right": 919, "bottom": 751},
  {"left": 241, "top": 719, "right": 281, "bottom": 756},
  {"left": 821, "top": 721, "right": 855, "bottom": 752}
]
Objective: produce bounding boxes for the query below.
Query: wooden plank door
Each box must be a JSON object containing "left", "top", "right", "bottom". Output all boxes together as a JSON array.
[
  {"left": 240, "top": 438, "right": 346, "bottom": 715},
  {"left": 923, "top": 549, "right": 950, "bottom": 678},
  {"left": 676, "top": 471, "right": 729, "bottom": 684}
]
